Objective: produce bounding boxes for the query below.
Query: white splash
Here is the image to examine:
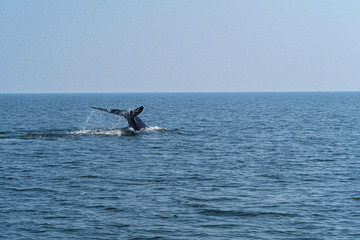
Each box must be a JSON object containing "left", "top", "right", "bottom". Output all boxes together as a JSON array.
[
  {"left": 82, "top": 110, "right": 124, "bottom": 130},
  {"left": 69, "top": 129, "right": 125, "bottom": 136},
  {"left": 139, "top": 126, "right": 167, "bottom": 132}
]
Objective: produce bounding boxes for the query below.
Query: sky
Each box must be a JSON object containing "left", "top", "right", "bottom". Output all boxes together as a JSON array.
[{"left": 1, "top": 0, "right": 360, "bottom": 93}]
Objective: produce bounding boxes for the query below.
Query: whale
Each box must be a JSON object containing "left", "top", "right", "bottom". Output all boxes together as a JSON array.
[{"left": 91, "top": 106, "right": 148, "bottom": 131}]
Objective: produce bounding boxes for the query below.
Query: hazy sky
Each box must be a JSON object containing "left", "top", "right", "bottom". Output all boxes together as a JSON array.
[{"left": 1, "top": 0, "right": 360, "bottom": 93}]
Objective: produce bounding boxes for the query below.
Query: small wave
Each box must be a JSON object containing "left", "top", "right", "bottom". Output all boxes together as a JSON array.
[
  {"left": 27, "top": 133, "right": 65, "bottom": 139},
  {"left": 7, "top": 187, "right": 57, "bottom": 193},
  {"left": 0, "top": 132, "right": 69, "bottom": 140},
  {"left": 199, "top": 208, "right": 298, "bottom": 217}
]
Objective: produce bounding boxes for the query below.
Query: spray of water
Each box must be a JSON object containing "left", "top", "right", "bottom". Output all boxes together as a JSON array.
[{"left": 70, "top": 110, "right": 166, "bottom": 136}]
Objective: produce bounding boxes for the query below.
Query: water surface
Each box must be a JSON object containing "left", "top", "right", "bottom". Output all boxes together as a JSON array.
[{"left": 1, "top": 92, "right": 360, "bottom": 239}]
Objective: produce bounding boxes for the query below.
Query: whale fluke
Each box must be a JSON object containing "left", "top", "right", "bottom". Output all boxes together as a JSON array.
[{"left": 91, "top": 106, "right": 148, "bottom": 131}]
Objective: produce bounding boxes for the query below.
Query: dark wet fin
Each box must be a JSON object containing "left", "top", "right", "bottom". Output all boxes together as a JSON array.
[
  {"left": 129, "top": 106, "right": 144, "bottom": 118},
  {"left": 91, "top": 106, "right": 144, "bottom": 119},
  {"left": 91, "top": 107, "right": 128, "bottom": 116}
]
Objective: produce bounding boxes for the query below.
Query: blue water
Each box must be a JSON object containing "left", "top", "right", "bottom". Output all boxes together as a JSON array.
[{"left": 1, "top": 92, "right": 360, "bottom": 239}]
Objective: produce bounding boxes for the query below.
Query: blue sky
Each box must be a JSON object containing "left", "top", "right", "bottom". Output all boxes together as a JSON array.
[{"left": 1, "top": 0, "right": 359, "bottom": 93}]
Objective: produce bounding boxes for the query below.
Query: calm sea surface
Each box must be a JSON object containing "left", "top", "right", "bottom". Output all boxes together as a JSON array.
[{"left": 1, "top": 92, "right": 360, "bottom": 239}]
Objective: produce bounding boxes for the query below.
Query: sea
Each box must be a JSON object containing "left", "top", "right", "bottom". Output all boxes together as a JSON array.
[{"left": 1, "top": 92, "right": 360, "bottom": 240}]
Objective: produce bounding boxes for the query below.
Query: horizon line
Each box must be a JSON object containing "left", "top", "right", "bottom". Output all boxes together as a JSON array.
[{"left": 0, "top": 90, "right": 359, "bottom": 94}]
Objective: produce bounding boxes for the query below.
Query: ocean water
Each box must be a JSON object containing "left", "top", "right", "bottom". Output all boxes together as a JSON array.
[{"left": 1, "top": 92, "right": 360, "bottom": 239}]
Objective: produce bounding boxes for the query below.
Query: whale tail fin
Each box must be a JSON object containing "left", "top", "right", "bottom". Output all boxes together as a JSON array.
[{"left": 91, "top": 106, "right": 144, "bottom": 119}]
